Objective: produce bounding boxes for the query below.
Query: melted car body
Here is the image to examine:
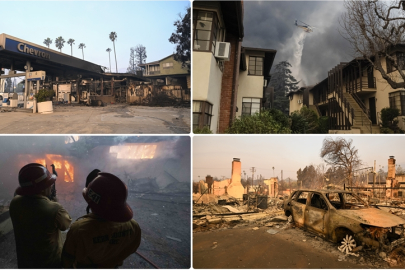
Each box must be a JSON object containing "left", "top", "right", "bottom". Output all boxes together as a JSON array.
[{"left": 283, "top": 189, "right": 405, "bottom": 251}]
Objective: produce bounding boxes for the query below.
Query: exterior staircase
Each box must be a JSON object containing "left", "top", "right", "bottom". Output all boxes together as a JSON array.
[{"left": 342, "top": 92, "right": 379, "bottom": 134}]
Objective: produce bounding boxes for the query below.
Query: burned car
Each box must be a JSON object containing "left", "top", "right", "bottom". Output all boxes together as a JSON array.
[{"left": 284, "top": 189, "right": 405, "bottom": 252}]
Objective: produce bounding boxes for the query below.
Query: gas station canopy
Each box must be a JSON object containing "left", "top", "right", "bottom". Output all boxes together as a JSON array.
[{"left": 0, "top": 33, "right": 105, "bottom": 79}]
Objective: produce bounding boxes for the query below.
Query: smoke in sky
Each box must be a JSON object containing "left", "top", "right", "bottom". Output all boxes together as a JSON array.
[
  {"left": 243, "top": 1, "right": 353, "bottom": 86},
  {"left": 289, "top": 31, "right": 307, "bottom": 86}
]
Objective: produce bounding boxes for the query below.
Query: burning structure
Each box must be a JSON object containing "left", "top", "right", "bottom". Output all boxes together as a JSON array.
[{"left": 0, "top": 136, "right": 191, "bottom": 268}]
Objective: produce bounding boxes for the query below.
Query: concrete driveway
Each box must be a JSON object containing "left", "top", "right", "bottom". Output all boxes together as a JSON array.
[{"left": 0, "top": 104, "right": 190, "bottom": 134}]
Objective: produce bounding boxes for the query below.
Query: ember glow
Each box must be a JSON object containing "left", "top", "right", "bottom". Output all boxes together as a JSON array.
[
  {"left": 64, "top": 160, "right": 74, "bottom": 182},
  {"left": 109, "top": 144, "right": 157, "bottom": 159},
  {"left": 34, "top": 154, "right": 74, "bottom": 182}
]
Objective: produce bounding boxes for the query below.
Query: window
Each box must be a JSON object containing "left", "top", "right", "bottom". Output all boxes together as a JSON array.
[
  {"left": 389, "top": 90, "right": 405, "bottom": 116},
  {"left": 294, "top": 192, "right": 308, "bottom": 204},
  {"left": 162, "top": 63, "right": 173, "bottom": 69},
  {"left": 387, "top": 52, "right": 405, "bottom": 73},
  {"left": 242, "top": 98, "right": 261, "bottom": 116},
  {"left": 310, "top": 193, "right": 328, "bottom": 210},
  {"left": 193, "top": 100, "right": 213, "bottom": 130},
  {"left": 248, "top": 56, "right": 263, "bottom": 76},
  {"left": 193, "top": 10, "right": 223, "bottom": 53}
]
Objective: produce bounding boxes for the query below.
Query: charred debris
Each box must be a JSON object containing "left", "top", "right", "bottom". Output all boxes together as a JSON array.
[{"left": 193, "top": 157, "right": 405, "bottom": 267}]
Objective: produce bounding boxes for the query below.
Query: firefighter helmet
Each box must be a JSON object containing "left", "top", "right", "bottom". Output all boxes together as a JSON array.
[
  {"left": 86, "top": 169, "right": 101, "bottom": 187},
  {"left": 15, "top": 163, "right": 57, "bottom": 196},
  {"left": 82, "top": 172, "right": 133, "bottom": 222}
]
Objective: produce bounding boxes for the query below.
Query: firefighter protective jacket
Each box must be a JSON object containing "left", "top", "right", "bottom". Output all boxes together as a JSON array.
[
  {"left": 62, "top": 213, "right": 141, "bottom": 268},
  {"left": 9, "top": 194, "right": 72, "bottom": 268}
]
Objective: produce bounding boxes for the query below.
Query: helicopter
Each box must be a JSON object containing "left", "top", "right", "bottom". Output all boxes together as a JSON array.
[{"left": 294, "top": 20, "right": 314, "bottom": 33}]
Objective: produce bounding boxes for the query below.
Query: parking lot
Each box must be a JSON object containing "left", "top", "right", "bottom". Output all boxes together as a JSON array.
[{"left": 0, "top": 104, "right": 190, "bottom": 134}]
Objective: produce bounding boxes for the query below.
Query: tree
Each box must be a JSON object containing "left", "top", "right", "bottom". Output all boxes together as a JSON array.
[
  {"left": 78, "top": 43, "right": 86, "bottom": 60},
  {"left": 379, "top": 107, "right": 404, "bottom": 133},
  {"left": 43, "top": 38, "right": 52, "bottom": 48},
  {"left": 320, "top": 137, "right": 362, "bottom": 187},
  {"left": 169, "top": 7, "right": 191, "bottom": 71},
  {"left": 106, "top": 48, "right": 112, "bottom": 72},
  {"left": 55, "top": 36, "right": 65, "bottom": 52},
  {"left": 67, "top": 38, "right": 75, "bottom": 56},
  {"left": 127, "top": 47, "right": 137, "bottom": 74},
  {"left": 340, "top": 0, "right": 405, "bottom": 89},
  {"left": 290, "top": 106, "right": 328, "bottom": 133},
  {"left": 109, "top": 32, "right": 118, "bottom": 72},
  {"left": 269, "top": 61, "right": 300, "bottom": 114},
  {"left": 134, "top": 45, "right": 147, "bottom": 67},
  {"left": 226, "top": 109, "right": 291, "bottom": 134}
]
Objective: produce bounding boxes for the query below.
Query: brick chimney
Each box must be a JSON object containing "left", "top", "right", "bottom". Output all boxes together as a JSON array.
[
  {"left": 388, "top": 156, "right": 396, "bottom": 179},
  {"left": 231, "top": 158, "right": 241, "bottom": 184}
]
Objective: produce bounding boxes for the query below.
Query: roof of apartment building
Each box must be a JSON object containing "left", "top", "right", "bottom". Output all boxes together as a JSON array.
[
  {"left": 240, "top": 47, "right": 277, "bottom": 78},
  {"left": 286, "top": 85, "right": 314, "bottom": 97},
  {"left": 138, "top": 54, "right": 176, "bottom": 67}
]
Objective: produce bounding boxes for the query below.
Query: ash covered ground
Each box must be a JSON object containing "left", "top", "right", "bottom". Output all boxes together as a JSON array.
[
  {"left": 193, "top": 194, "right": 405, "bottom": 269},
  {"left": 0, "top": 136, "right": 191, "bottom": 268}
]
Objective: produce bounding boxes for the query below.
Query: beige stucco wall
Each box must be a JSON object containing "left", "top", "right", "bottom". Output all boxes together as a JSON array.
[
  {"left": 309, "top": 91, "right": 314, "bottom": 106},
  {"left": 160, "top": 55, "right": 188, "bottom": 76},
  {"left": 193, "top": 51, "right": 223, "bottom": 133},
  {"left": 289, "top": 92, "right": 304, "bottom": 115},
  {"left": 236, "top": 51, "right": 265, "bottom": 118}
]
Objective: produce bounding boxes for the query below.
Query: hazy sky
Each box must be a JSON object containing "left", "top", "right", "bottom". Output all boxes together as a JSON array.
[
  {"left": 1, "top": 1, "right": 190, "bottom": 73},
  {"left": 243, "top": 1, "right": 353, "bottom": 86},
  {"left": 193, "top": 135, "right": 405, "bottom": 181}
]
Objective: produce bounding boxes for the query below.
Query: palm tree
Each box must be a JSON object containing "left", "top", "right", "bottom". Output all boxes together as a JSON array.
[
  {"left": 67, "top": 38, "right": 75, "bottom": 56},
  {"left": 78, "top": 43, "right": 86, "bottom": 60},
  {"left": 43, "top": 38, "right": 52, "bottom": 48},
  {"left": 55, "top": 36, "right": 65, "bottom": 52},
  {"left": 106, "top": 48, "right": 112, "bottom": 72},
  {"left": 109, "top": 32, "right": 118, "bottom": 72}
]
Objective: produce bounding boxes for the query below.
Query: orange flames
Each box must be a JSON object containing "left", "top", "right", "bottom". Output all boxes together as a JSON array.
[
  {"left": 109, "top": 144, "right": 157, "bottom": 159},
  {"left": 35, "top": 154, "right": 74, "bottom": 182}
]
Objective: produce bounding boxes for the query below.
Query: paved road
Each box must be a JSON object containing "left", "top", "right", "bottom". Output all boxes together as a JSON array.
[
  {"left": 193, "top": 226, "right": 364, "bottom": 269},
  {"left": 0, "top": 104, "right": 190, "bottom": 134}
]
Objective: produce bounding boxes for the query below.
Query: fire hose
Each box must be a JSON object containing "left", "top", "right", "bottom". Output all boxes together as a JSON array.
[{"left": 135, "top": 251, "right": 159, "bottom": 269}]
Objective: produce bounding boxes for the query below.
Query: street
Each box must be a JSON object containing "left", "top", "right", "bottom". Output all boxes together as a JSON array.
[
  {"left": 0, "top": 104, "right": 190, "bottom": 134},
  {"left": 194, "top": 225, "right": 392, "bottom": 269}
]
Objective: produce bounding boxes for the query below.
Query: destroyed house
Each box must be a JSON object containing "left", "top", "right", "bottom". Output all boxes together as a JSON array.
[
  {"left": 289, "top": 50, "right": 405, "bottom": 133},
  {"left": 193, "top": 1, "right": 277, "bottom": 133},
  {"left": 138, "top": 54, "right": 190, "bottom": 102}
]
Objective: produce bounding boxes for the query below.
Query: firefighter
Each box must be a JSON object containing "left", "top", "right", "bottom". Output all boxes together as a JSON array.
[
  {"left": 9, "top": 163, "right": 72, "bottom": 269},
  {"left": 62, "top": 172, "right": 141, "bottom": 268}
]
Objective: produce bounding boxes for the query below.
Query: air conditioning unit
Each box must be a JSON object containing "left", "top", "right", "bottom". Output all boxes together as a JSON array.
[{"left": 215, "top": 42, "right": 231, "bottom": 61}]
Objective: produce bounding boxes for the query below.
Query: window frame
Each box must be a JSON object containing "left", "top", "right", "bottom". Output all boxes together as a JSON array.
[
  {"left": 248, "top": 56, "right": 264, "bottom": 76},
  {"left": 389, "top": 90, "right": 405, "bottom": 116},
  {"left": 193, "top": 9, "right": 224, "bottom": 54},
  {"left": 193, "top": 100, "right": 213, "bottom": 130},
  {"left": 387, "top": 52, "right": 405, "bottom": 74},
  {"left": 242, "top": 97, "right": 261, "bottom": 116},
  {"left": 162, "top": 62, "right": 173, "bottom": 69}
]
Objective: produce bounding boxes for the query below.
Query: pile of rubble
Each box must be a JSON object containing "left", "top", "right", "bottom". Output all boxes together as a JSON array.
[{"left": 193, "top": 194, "right": 287, "bottom": 233}]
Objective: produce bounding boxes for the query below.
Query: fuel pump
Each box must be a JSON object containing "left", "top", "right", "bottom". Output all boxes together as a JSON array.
[{"left": 26, "top": 71, "right": 46, "bottom": 112}]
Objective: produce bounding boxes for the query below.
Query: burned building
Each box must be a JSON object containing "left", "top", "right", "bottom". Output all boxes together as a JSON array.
[
  {"left": 138, "top": 54, "right": 190, "bottom": 103},
  {"left": 0, "top": 34, "right": 189, "bottom": 108}
]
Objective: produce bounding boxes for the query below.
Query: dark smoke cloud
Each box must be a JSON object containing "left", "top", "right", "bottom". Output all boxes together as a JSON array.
[{"left": 243, "top": 1, "right": 353, "bottom": 86}]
